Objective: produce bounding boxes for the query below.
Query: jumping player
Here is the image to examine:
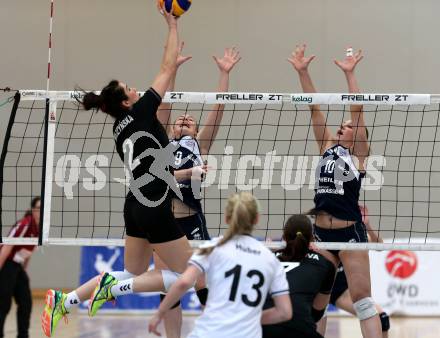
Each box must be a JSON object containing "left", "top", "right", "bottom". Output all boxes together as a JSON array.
[
  {"left": 317, "top": 205, "right": 390, "bottom": 338},
  {"left": 289, "top": 44, "right": 382, "bottom": 338},
  {"left": 41, "top": 7, "right": 193, "bottom": 337}
]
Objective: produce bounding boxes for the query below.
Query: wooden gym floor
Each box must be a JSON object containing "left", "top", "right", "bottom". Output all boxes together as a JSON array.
[{"left": 4, "top": 299, "right": 440, "bottom": 338}]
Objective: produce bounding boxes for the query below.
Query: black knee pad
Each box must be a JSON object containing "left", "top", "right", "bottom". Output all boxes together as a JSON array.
[
  {"left": 159, "top": 293, "right": 181, "bottom": 309},
  {"left": 379, "top": 312, "right": 390, "bottom": 331},
  {"left": 196, "top": 288, "right": 208, "bottom": 306}
]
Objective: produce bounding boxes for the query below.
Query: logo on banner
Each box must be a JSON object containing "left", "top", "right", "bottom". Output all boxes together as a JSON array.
[
  {"left": 291, "top": 95, "right": 313, "bottom": 104},
  {"left": 385, "top": 250, "right": 418, "bottom": 279},
  {"left": 94, "top": 248, "right": 121, "bottom": 273}
]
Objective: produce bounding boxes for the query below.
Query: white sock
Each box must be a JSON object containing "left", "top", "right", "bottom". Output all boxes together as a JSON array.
[
  {"left": 64, "top": 291, "right": 80, "bottom": 310},
  {"left": 110, "top": 270, "right": 135, "bottom": 281},
  {"left": 110, "top": 278, "right": 134, "bottom": 297}
]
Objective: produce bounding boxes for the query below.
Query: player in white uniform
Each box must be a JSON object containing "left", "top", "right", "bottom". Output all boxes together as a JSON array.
[{"left": 148, "top": 192, "right": 292, "bottom": 338}]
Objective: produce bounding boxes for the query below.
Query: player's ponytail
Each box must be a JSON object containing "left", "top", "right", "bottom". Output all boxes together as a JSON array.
[
  {"left": 199, "top": 192, "right": 259, "bottom": 255},
  {"left": 278, "top": 214, "right": 313, "bottom": 262},
  {"left": 78, "top": 80, "right": 128, "bottom": 118}
]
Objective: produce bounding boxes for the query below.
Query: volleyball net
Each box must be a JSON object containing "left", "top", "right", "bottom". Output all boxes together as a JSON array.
[{"left": 1, "top": 90, "right": 440, "bottom": 250}]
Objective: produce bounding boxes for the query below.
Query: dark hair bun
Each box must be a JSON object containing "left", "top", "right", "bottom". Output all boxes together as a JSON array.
[{"left": 82, "top": 92, "right": 103, "bottom": 111}]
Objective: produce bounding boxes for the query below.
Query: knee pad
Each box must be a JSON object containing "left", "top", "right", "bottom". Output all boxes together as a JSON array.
[
  {"left": 161, "top": 270, "right": 181, "bottom": 292},
  {"left": 353, "top": 297, "right": 378, "bottom": 321},
  {"left": 379, "top": 312, "right": 390, "bottom": 331},
  {"left": 196, "top": 288, "right": 208, "bottom": 306},
  {"left": 160, "top": 293, "right": 181, "bottom": 309},
  {"left": 110, "top": 269, "right": 136, "bottom": 280}
]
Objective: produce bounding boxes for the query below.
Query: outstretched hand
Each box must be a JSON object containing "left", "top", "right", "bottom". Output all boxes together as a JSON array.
[
  {"left": 213, "top": 47, "right": 242, "bottom": 73},
  {"left": 157, "top": 1, "right": 178, "bottom": 27},
  {"left": 287, "top": 44, "right": 316, "bottom": 72},
  {"left": 177, "top": 41, "right": 192, "bottom": 67},
  {"left": 334, "top": 47, "right": 363, "bottom": 73}
]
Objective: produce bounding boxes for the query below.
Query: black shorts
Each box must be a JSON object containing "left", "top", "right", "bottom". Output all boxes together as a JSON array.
[
  {"left": 175, "top": 213, "right": 210, "bottom": 241},
  {"left": 263, "top": 325, "right": 323, "bottom": 338},
  {"left": 124, "top": 196, "right": 185, "bottom": 244},
  {"left": 313, "top": 221, "right": 367, "bottom": 257},
  {"left": 330, "top": 268, "right": 349, "bottom": 305}
]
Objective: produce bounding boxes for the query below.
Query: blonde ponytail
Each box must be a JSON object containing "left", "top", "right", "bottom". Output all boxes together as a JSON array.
[{"left": 199, "top": 192, "right": 259, "bottom": 255}]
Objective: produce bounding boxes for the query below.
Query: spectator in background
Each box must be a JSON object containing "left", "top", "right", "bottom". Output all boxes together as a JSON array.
[{"left": 0, "top": 197, "right": 40, "bottom": 338}]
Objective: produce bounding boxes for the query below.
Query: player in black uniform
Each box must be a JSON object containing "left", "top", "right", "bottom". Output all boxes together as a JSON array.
[
  {"left": 41, "top": 9, "right": 193, "bottom": 337},
  {"left": 262, "top": 214, "right": 337, "bottom": 338},
  {"left": 317, "top": 205, "right": 390, "bottom": 338},
  {"left": 289, "top": 44, "right": 382, "bottom": 338},
  {"left": 152, "top": 45, "right": 241, "bottom": 338}
]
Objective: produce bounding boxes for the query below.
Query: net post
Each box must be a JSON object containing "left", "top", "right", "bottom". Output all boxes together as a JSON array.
[
  {"left": 0, "top": 92, "right": 21, "bottom": 243},
  {"left": 39, "top": 98, "right": 57, "bottom": 245}
]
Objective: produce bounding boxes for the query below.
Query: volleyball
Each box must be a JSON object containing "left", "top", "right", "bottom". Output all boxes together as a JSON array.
[{"left": 158, "top": 0, "right": 192, "bottom": 17}]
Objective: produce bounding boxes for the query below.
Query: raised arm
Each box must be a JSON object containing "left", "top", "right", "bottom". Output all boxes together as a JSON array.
[
  {"left": 157, "top": 41, "right": 192, "bottom": 131},
  {"left": 197, "top": 47, "right": 241, "bottom": 156},
  {"left": 288, "top": 44, "right": 333, "bottom": 154},
  {"left": 150, "top": 6, "right": 180, "bottom": 99},
  {"left": 335, "top": 48, "right": 369, "bottom": 167}
]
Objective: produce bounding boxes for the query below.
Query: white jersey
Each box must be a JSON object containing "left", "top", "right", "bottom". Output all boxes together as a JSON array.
[{"left": 188, "top": 235, "right": 289, "bottom": 338}]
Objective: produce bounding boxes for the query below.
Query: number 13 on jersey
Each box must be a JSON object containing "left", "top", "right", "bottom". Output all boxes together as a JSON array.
[{"left": 224, "top": 264, "right": 265, "bottom": 307}]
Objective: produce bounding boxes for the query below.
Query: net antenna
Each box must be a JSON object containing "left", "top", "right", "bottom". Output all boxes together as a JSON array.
[{"left": 39, "top": 0, "right": 56, "bottom": 245}]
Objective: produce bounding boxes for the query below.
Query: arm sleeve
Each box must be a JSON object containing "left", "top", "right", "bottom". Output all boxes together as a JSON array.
[
  {"left": 269, "top": 260, "right": 290, "bottom": 297},
  {"left": 131, "top": 87, "right": 162, "bottom": 120},
  {"left": 188, "top": 252, "right": 210, "bottom": 274}
]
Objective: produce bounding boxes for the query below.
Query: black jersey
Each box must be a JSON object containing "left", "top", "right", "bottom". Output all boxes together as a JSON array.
[
  {"left": 314, "top": 144, "right": 365, "bottom": 222},
  {"left": 113, "top": 88, "right": 172, "bottom": 201},
  {"left": 170, "top": 136, "right": 204, "bottom": 213},
  {"left": 263, "top": 251, "right": 335, "bottom": 334}
]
